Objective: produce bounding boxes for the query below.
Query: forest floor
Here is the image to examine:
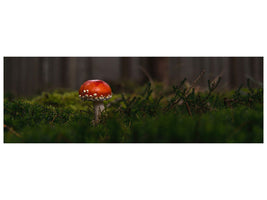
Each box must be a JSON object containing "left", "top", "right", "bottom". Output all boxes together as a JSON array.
[{"left": 4, "top": 79, "right": 263, "bottom": 143}]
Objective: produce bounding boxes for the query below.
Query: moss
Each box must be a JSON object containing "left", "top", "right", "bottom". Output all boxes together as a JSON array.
[{"left": 4, "top": 81, "right": 263, "bottom": 143}]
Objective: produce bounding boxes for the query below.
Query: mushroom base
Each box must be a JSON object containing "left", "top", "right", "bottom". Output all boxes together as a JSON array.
[{"left": 94, "top": 101, "right": 105, "bottom": 124}]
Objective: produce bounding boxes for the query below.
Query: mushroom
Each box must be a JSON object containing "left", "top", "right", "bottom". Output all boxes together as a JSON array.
[{"left": 79, "top": 80, "right": 112, "bottom": 124}]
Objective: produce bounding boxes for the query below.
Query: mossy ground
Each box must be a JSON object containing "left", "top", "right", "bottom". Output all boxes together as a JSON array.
[{"left": 4, "top": 81, "right": 263, "bottom": 143}]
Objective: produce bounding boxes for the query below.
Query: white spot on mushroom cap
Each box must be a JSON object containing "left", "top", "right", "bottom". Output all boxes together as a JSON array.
[{"left": 79, "top": 92, "right": 112, "bottom": 101}]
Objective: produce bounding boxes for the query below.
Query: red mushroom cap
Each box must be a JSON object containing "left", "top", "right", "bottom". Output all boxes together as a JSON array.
[{"left": 79, "top": 80, "right": 112, "bottom": 101}]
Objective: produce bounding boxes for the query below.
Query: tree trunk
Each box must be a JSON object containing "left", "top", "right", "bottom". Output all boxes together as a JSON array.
[
  {"left": 60, "top": 57, "right": 68, "bottom": 88},
  {"left": 141, "top": 57, "right": 169, "bottom": 85},
  {"left": 229, "top": 57, "right": 244, "bottom": 88},
  {"left": 120, "top": 57, "right": 131, "bottom": 81}
]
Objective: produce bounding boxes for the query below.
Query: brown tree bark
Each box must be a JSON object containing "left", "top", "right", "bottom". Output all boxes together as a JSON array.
[
  {"left": 120, "top": 57, "right": 132, "bottom": 81},
  {"left": 60, "top": 57, "right": 68, "bottom": 88},
  {"left": 250, "top": 57, "right": 263, "bottom": 83},
  {"left": 141, "top": 57, "right": 169, "bottom": 85},
  {"left": 229, "top": 57, "right": 244, "bottom": 88}
]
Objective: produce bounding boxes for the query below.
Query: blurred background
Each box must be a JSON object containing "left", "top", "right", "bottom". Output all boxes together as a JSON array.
[{"left": 4, "top": 57, "right": 263, "bottom": 96}]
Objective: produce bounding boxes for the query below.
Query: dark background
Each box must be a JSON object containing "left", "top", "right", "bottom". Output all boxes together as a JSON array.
[{"left": 4, "top": 57, "right": 263, "bottom": 96}]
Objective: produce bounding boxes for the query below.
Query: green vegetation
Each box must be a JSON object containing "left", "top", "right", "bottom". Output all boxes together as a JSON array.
[{"left": 4, "top": 79, "right": 263, "bottom": 143}]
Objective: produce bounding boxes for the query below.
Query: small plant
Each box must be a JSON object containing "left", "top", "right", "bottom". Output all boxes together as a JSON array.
[
  {"left": 224, "top": 79, "right": 263, "bottom": 108},
  {"left": 165, "top": 77, "right": 221, "bottom": 115},
  {"left": 119, "top": 82, "right": 163, "bottom": 125}
]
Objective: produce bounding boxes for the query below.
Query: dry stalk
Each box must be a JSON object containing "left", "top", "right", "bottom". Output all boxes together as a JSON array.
[
  {"left": 210, "top": 69, "right": 224, "bottom": 88},
  {"left": 4, "top": 124, "right": 21, "bottom": 137},
  {"left": 167, "top": 70, "right": 206, "bottom": 110},
  {"left": 139, "top": 66, "right": 156, "bottom": 98},
  {"left": 185, "top": 101, "right": 192, "bottom": 117},
  {"left": 139, "top": 66, "right": 154, "bottom": 86},
  {"left": 106, "top": 97, "right": 123, "bottom": 108}
]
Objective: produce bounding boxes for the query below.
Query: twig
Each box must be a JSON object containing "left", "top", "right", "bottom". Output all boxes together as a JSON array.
[
  {"left": 245, "top": 75, "right": 263, "bottom": 87},
  {"left": 192, "top": 70, "right": 206, "bottom": 87},
  {"left": 139, "top": 66, "right": 154, "bottom": 86},
  {"left": 106, "top": 97, "right": 123, "bottom": 108},
  {"left": 139, "top": 66, "right": 156, "bottom": 98},
  {"left": 80, "top": 110, "right": 91, "bottom": 114},
  {"left": 185, "top": 101, "right": 192, "bottom": 117},
  {"left": 165, "top": 70, "right": 205, "bottom": 111},
  {"left": 183, "top": 69, "right": 206, "bottom": 98},
  {"left": 210, "top": 69, "right": 225, "bottom": 88},
  {"left": 4, "top": 124, "right": 21, "bottom": 137},
  {"left": 49, "top": 114, "right": 58, "bottom": 125}
]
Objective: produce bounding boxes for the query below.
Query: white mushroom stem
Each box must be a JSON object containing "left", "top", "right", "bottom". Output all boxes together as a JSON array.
[{"left": 94, "top": 101, "right": 105, "bottom": 124}]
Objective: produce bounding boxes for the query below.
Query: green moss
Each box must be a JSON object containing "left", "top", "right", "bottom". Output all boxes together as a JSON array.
[{"left": 4, "top": 81, "right": 263, "bottom": 143}]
